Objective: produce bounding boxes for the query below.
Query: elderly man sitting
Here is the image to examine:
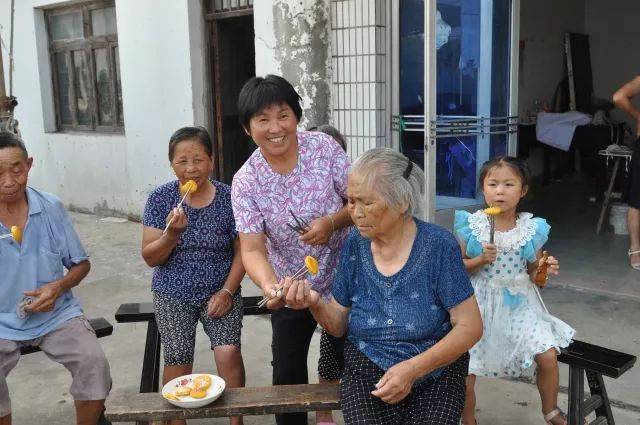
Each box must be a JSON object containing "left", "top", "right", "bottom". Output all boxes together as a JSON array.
[{"left": 0, "top": 132, "right": 111, "bottom": 425}]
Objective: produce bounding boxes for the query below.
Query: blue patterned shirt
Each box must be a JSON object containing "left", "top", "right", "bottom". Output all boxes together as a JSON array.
[
  {"left": 142, "top": 180, "right": 238, "bottom": 302},
  {"left": 332, "top": 219, "right": 474, "bottom": 378}
]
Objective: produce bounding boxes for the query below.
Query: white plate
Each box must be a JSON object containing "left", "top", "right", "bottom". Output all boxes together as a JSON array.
[{"left": 161, "top": 374, "right": 226, "bottom": 409}]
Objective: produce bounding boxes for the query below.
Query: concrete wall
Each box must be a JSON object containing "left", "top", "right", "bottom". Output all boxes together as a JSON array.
[
  {"left": 518, "top": 0, "right": 585, "bottom": 121},
  {"left": 585, "top": 0, "right": 640, "bottom": 129},
  {"left": 0, "top": 0, "right": 207, "bottom": 217},
  {"left": 253, "top": 0, "right": 332, "bottom": 129}
]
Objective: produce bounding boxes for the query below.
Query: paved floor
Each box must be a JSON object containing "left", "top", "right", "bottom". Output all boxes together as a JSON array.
[{"left": 6, "top": 183, "right": 640, "bottom": 424}]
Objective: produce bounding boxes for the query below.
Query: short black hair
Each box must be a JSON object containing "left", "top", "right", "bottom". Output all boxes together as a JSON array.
[
  {"left": 0, "top": 132, "right": 28, "bottom": 158},
  {"left": 308, "top": 124, "right": 347, "bottom": 152},
  {"left": 168, "top": 126, "right": 213, "bottom": 162},
  {"left": 478, "top": 156, "right": 530, "bottom": 188},
  {"left": 237, "top": 75, "right": 303, "bottom": 130}
]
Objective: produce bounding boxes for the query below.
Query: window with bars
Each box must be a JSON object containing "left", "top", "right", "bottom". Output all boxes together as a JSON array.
[
  {"left": 206, "top": 0, "right": 254, "bottom": 13},
  {"left": 46, "top": 1, "right": 123, "bottom": 133}
]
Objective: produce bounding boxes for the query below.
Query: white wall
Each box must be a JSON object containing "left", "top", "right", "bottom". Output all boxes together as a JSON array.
[
  {"left": 0, "top": 0, "right": 207, "bottom": 217},
  {"left": 585, "top": 0, "right": 640, "bottom": 129},
  {"left": 518, "top": 0, "right": 585, "bottom": 121}
]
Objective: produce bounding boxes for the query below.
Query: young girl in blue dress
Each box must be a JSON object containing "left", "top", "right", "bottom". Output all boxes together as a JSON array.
[{"left": 454, "top": 157, "right": 575, "bottom": 425}]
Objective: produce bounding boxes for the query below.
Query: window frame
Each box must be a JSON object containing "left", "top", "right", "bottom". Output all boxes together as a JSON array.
[{"left": 46, "top": 1, "right": 123, "bottom": 133}]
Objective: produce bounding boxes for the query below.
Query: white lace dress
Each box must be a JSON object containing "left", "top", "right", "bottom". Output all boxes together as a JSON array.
[{"left": 454, "top": 210, "right": 575, "bottom": 378}]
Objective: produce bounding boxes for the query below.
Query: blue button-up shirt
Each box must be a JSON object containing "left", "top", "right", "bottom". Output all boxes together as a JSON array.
[
  {"left": 332, "top": 219, "right": 474, "bottom": 379},
  {"left": 0, "top": 187, "right": 87, "bottom": 340}
]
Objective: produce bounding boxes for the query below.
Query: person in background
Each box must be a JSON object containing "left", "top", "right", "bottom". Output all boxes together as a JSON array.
[
  {"left": 308, "top": 124, "right": 347, "bottom": 152},
  {"left": 613, "top": 76, "right": 640, "bottom": 270}
]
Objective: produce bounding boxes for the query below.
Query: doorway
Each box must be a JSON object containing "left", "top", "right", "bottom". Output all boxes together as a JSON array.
[
  {"left": 396, "top": 0, "right": 516, "bottom": 211},
  {"left": 209, "top": 12, "right": 255, "bottom": 184}
]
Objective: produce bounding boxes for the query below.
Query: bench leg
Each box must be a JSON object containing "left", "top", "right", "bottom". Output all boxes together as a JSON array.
[
  {"left": 586, "top": 371, "right": 615, "bottom": 425},
  {"left": 136, "top": 319, "right": 161, "bottom": 425},
  {"left": 140, "top": 319, "right": 161, "bottom": 393},
  {"left": 568, "top": 366, "right": 584, "bottom": 425}
]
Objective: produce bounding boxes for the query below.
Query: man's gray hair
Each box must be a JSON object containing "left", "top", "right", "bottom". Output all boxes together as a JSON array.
[{"left": 350, "top": 147, "right": 425, "bottom": 218}]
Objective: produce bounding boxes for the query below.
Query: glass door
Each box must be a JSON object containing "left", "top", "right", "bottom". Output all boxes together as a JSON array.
[{"left": 398, "top": 0, "right": 516, "bottom": 211}]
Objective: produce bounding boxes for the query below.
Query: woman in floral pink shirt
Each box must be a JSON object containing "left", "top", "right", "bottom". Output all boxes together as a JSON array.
[{"left": 231, "top": 75, "right": 351, "bottom": 425}]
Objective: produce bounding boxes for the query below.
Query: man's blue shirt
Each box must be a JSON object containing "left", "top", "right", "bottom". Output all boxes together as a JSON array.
[{"left": 0, "top": 187, "right": 87, "bottom": 340}]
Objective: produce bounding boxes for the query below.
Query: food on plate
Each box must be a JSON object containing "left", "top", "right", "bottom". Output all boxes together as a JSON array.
[
  {"left": 189, "top": 388, "right": 207, "bottom": 399},
  {"left": 193, "top": 374, "right": 212, "bottom": 391}
]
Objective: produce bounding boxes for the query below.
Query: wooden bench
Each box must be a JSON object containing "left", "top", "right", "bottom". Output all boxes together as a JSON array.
[
  {"left": 19, "top": 317, "right": 113, "bottom": 355},
  {"left": 113, "top": 302, "right": 636, "bottom": 425},
  {"left": 106, "top": 383, "right": 340, "bottom": 423},
  {"left": 114, "top": 297, "right": 267, "bottom": 393},
  {"left": 558, "top": 339, "right": 636, "bottom": 425}
]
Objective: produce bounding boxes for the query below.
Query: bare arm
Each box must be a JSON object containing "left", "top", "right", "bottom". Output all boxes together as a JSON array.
[
  {"left": 221, "top": 238, "right": 246, "bottom": 295},
  {"left": 370, "top": 296, "right": 482, "bottom": 404},
  {"left": 406, "top": 296, "right": 482, "bottom": 376},
  {"left": 281, "top": 277, "right": 350, "bottom": 337},
  {"left": 459, "top": 241, "right": 496, "bottom": 274},
  {"left": 613, "top": 76, "right": 640, "bottom": 134},
  {"left": 141, "top": 207, "right": 187, "bottom": 267},
  {"left": 310, "top": 297, "right": 350, "bottom": 338},
  {"left": 207, "top": 238, "right": 246, "bottom": 318},
  {"left": 238, "top": 232, "right": 283, "bottom": 308},
  {"left": 300, "top": 204, "right": 353, "bottom": 246}
]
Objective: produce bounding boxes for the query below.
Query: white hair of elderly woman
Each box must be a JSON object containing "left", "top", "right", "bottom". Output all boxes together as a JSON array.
[{"left": 351, "top": 147, "right": 425, "bottom": 218}]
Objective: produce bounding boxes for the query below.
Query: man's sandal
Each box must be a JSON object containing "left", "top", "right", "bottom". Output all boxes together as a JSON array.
[
  {"left": 628, "top": 249, "right": 640, "bottom": 271},
  {"left": 544, "top": 408, "right": 567, "bottom": 425}
]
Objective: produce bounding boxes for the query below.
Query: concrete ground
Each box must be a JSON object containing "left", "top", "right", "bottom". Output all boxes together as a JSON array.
[{"left": 6, "top": 181, "right": 640, "bottom": 424}]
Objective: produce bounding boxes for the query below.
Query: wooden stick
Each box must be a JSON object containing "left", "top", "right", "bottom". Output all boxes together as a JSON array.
[{"left": 163, "top": 189, "right": 192, "bottom": 234}]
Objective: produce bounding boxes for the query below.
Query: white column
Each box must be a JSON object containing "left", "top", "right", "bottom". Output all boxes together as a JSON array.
[
  {"left": 508, "top": 0, "right": 521, "bottom": 156},
  {"left": 477, "top": 0, "right": 494, "bottom": 189},
  {"left": 424, "top": 0, "right": 437, "bottom": 222}
]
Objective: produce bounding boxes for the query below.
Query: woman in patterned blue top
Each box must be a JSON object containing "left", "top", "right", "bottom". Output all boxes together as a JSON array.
[
  {"left": 282, "top": 148, "right": 483, "bottom": 425},
  {"left": 142, "top": 127, "right": 246, "bottom": 425}
]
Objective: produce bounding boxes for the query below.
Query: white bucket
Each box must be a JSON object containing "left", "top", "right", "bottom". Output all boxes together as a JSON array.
[{"left": 609, "top": 203, "right": 628, "bottom": 235}]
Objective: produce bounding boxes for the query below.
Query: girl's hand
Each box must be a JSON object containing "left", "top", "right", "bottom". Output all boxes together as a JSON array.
[
  {"left": 480, "top": 243, "right": 497, "bottom": 265},
  {"left": 207, "top": 290, "right": 233, "bottom": 318},
  {"left": 299, "top": 215, "right": 333, "bottom": 246},
  {"left": 541, "top": 255, "right": 560, "bottom": 276},
  {"left": 165, "top": 207, "right": 188, "bottom": 238},
  {"left": 371, "top": 359, "right": 419, "bottom": 404}
]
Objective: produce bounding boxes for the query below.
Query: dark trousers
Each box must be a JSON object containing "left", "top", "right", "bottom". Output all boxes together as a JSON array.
[{"left": 271, "top": 307, "right": 319, "bottom": 425}]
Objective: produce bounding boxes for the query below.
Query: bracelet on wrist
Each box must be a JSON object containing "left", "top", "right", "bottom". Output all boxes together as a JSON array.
[{"left": 220, "top": 288, "right": 234, "bottom": 298}]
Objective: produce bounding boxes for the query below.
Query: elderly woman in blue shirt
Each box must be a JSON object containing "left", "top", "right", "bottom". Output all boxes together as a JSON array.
[{"left": 282, "top": 148, "right": 483, "bottom": 425}]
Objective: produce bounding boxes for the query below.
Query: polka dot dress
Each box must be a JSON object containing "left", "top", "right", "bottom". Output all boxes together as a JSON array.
[
  {"left": 340, "top": 340, "right": 468, "bottom": 424},
  {"left": 469, "top": 237, "right": 575, "bottom": 378}
]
